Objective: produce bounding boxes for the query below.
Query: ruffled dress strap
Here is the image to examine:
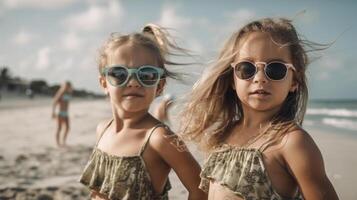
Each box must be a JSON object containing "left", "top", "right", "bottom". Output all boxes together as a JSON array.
[
  {"left": 138, "top": 123, "right": 167, "bottom": 156},
  {"left": 137, "top": 123, "right": 172, "bottom": 199}
]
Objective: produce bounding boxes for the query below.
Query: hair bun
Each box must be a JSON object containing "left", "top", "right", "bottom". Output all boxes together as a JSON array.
[{"left": 142, "top": 23, "right": 165, "bottom": 47}]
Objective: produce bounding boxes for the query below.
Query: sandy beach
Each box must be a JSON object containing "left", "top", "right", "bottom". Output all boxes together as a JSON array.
[{"left": 0, "top": 98, "right": 356, "bottom": 199}]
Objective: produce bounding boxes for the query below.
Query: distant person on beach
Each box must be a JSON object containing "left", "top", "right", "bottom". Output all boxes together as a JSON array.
[
  {"left": 52, "top": 81, "right": 73, "bottom": 148},
  {"left": 79, "top": 24, "right": 207, "bottom": 199},
  {"left": 153, "top": 93, "right": 175, "bottom": 124},
  {"left": 181, "top": 18, "right": 339, "bottom": 199}
]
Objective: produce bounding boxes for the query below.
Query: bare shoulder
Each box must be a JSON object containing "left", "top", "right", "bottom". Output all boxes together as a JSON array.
[
  {"left": 280, "top": 126, "right": 325, "bottom": 172},
  {"left": 149, "top": 125, "right": 188, "bottom": 153},
  {"left": 149, "top": 125, "right": 175, "bottom": 147},
  {"left": 281, "top": 127, "right": 319, "bottom": 155},
  {"left": 95, "top": 119, "right": 112, "bottom": 142}
]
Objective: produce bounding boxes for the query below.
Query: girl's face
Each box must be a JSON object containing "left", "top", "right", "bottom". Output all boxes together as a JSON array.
[
  {"left": 232, "top": 32, "right": 297, "bottom": 113},
  {"left": 100, "top": 43, "right": 165, "bottom": 113}
]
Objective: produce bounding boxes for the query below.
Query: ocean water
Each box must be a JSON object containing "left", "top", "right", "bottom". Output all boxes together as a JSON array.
[
  {"left": 164, "top": 74, "right": 357, "bottom": 134},
  {"left": 305, "top": 100, "right": 357, "bottom": 134},
  {"left": 3, "top": 78, "right": 355, "bottom": 135}
]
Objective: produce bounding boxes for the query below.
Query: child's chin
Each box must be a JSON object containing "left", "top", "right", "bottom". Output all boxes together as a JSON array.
[
  {"left": 249, "top": 103, "right": 274, "bottom": 111},
  {"left": 122, "top": 105, "right": 149, "bottom": 113}
]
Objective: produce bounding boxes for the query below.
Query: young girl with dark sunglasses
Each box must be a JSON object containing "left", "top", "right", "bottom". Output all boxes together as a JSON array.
[
  {"left": 181, "top": 18, "right": 339, "bottom": 200},
  {"left": 79, "top": 24, "right": 207, "bottom": 200}
]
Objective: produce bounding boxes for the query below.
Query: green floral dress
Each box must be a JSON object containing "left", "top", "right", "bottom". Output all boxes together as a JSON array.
[
  {"left": 199, "top": 144, "right": 303, "bottom": 200},
  {"left": 79, "top": 122, "right": 171, "bottom": 200}
]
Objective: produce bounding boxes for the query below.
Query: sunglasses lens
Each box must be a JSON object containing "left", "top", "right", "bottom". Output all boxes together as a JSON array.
[
  {"left": 138, "top": 67, "right": 161, "bottom": 86},
  {"left": 107, "top": 67, "right": 128, "bottom": 86},
  {"left": 235, "top": 62, "right": 256, "bottom": 80},
  {"left": 265, "top": 62, "right": 287, "bottom": 80}
]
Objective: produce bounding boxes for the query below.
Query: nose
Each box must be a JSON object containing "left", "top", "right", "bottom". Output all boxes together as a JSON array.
[
  {"left": 126, "top": 74, "right": 141, "bottom": 87},
  {"left": 252, "top": 64, "right": 268, "bottom": 83}
]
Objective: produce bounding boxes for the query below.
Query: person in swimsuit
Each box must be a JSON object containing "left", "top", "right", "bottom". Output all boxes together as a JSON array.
[
  {"left": 52, "top": 81, "right": 72, "bottom": 148},
  {"left": 79, "top": 24, "right": 207, "bottom": 200},
  {"left": 180, "top": 18, "right": 339, "bottom": 200}
]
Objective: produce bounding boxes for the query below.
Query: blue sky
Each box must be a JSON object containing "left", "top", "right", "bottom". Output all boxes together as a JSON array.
[{"left": 1, "top": 0, "right": 356, "bottom": 99}]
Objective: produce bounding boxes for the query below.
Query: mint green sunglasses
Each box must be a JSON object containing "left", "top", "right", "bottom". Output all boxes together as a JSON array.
[{"left": 101, "top": 65, "right": 165, "bottom": 87}]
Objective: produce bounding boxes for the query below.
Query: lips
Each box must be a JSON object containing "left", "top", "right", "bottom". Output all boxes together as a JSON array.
[
  {"left": 249, "top": 89, "right": 271, "bottom": 95},
  {"left": 122, "top": 93, "right": 144, "bottom": 98}
]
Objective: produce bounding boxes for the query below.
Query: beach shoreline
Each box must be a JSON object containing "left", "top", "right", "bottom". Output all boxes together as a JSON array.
[{"left": 0, "top": 99, "right": 355, "bottom": 199}]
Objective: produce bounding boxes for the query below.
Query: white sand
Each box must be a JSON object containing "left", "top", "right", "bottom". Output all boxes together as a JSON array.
[
  {"left": 0, "top": 99, "right": 355, "bottom": 199},
  {"left": 306, "top": 127, "right": 357, "bottom": 200},
  {"left": 0, "top": 99, "right": 196, "bottom": 199}
]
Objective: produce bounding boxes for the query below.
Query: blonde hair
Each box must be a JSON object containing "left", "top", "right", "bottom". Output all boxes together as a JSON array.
[
  {"left": 98, "top": 24, "right": 188, "bottom": 81},
  {"left": 180, "top": 18, "right": 326, "bottom": 151}
]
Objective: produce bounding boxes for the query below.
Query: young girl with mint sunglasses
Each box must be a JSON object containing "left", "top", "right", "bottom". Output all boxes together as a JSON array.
[{"left": 79, "top": 24, "right": 207, "bottom": 200}]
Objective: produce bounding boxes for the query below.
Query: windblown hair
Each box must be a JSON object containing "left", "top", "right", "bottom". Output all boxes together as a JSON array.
[
  {"left": 98, "top": 23, "right": 189, "bottom": 80},
  {"left": 180, "top": 18, "right": 327, "bottom": 151}
]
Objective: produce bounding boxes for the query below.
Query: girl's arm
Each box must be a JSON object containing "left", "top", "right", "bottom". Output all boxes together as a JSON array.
[
  {"left": 52, "top": 88, "right": 63, "bottom": 118},
  {"left": 150, "top": 127, "right": 207, "bottom": 200},
  {"left": 282, "top": 130, "right": 339, "bottom": 200}
]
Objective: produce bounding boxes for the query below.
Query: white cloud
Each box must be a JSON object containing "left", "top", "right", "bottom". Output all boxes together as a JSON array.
[
  {"left": 207, "top": 8, "right": 256, "bottom": 45},
  {"left": 63, "top": 0, "right": 123, "bottom": 32},
  {"left": 318, "top": 55, "right": 343, "bottom": 70},
  {"left": 2, "top": 0, "right": 77, "bottom": 9},
  {"left": 312, "top": 54, "right": 344, "bottom": 80},
  {"left": 36, "top": 47, "right": 51, "bottom": 70},
  {"left": 58, "top": 58, "right": 74, "bottom": 71},
  {"left": 16, "top": 56, "right": 38, "bottom": 78},
  {"left": 157, "top": 5, "right": 192, "bottom": 29},
  {"left": 226, "top": 9, "right": 256, "bottom": 29},
  {"left": 78, "top": 55, "right": 96, "bottom": 70},
  {"left": 61, "top": 32, "right": 83, "bottom": 50},
  {"left": 18, "top": 58, "right": 32, "bottom": 72},
  {"left": 12, "top": 30, "right": 34, "bottom": 45}
]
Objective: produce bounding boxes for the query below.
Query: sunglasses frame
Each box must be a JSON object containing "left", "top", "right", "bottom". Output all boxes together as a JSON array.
[
  {"left": 231, "top": 61, "right": 296, "bottom": 81},
  {"left": 101, "top": 65, "right": 165, "bottom": 87}
]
